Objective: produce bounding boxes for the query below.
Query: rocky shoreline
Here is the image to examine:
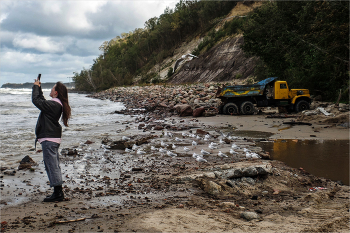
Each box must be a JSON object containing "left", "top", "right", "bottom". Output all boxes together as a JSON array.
[
  {"left": 0, "top": 84, "right": 349, "bottom": 232},
  {"left": 88, "top": 83, "right": 222, "bottom": 118}
]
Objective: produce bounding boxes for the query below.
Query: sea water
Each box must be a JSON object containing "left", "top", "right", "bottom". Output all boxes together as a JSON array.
[{"left": 0, "top": 87, "right": 126, "bottom": 167}]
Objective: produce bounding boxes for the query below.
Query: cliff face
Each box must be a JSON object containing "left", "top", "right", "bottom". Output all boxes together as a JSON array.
[{"left": 168, "top": 35, "right": 257, "bottom": 84}]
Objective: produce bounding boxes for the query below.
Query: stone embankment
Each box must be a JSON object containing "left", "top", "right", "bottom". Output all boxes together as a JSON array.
[{"left": 89, "top": 83, "right": 222, "bottom": 118}]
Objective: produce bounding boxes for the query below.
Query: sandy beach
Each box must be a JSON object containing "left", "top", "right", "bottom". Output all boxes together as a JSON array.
[{"left": 1, "top": 108, "right": 349, "bottom": 232}]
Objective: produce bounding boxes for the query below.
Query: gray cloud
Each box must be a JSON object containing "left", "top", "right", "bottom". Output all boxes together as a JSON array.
[{"left": 0, "top": 0, "right": 177, "bottom": 85}]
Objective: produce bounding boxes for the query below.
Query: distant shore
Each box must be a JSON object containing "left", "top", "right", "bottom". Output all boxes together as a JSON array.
[{"left": 1, "top": 82, "right": 75, "bottom": 89}]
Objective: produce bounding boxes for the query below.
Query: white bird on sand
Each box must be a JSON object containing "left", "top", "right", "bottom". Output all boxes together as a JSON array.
[
  {"left": 183, "top": 147, "right": 190, "bottom": 152},
  {"left": 201, "top": 149, "right": 211, "bottom": 155},
  {"left": 165, "top": 132, "right": 174, "bottom": 137},
  {"left": 218, "top": 151, "right": 228, "bottom": 158},
  {"left": 251, "top": 152, "right": 261, "bottom": 159},
  {"left": 151, "top": 146, "right": 158, "bottom": 151},
  {"left": 182, "top": 132, "right": 188, "bottom": 137},
  {"left": 125, "top": 148, "right": 133, "bottom": 153},
  {"left": 210, "top": 142, "right": 218, "bottom": 146},
  {"left": 122, "top": 136, "right": 130, "bottom": 141},
  {"left": 196, "top": 156, "right": 208, "bottom": 163},
  {"left": 172, "top": 144, "right": 177, "bottom": 150},
  {"left": 161, "top": 141, "right": 168, "bottom": 147},
  {"left": 167, "top": 150, "right": 177, "bottom": 157},
  {"left": 190, "top": 134, "right": 196, "bottom": 138},
  {"left": 132, "top": 144, "right": 140, "bottom": 150},
  {"left": 219, "top": 138, "right": 225, "bottom": 144},
  {"left": 243, "top": 148, "right": 250, "bottom": 153},
  {"left": 175, "top": 137, "right": 183, "bottom": 142},
  {"left": 229, "top": 149, "right": 238, "bottom": 155},
  {"left": 196, "top": 135, "right": 202, "bottom": 140},
  {"left": 137, "top": 149, "right": 146, "bottom": 155},
  {"left": 245, "top": 152, "right": 252, "bottom": 159},
  {"left": 192, "top": 141, "right": 197, "bottom": 146},
  {"left": 159, "top": 148, "right": 167, "bottom": 153},
  {"left": 208, "top": 144, "right": 218, "bottom": 150},
  {"left": 192, "top": 153, "right": 200, "bottom": 158},
  {"left": 204, "top": 134, "right": 211, "bottom": 140},
  {"left": 231, "top": 143, "right": 238, "bottom": 149}
]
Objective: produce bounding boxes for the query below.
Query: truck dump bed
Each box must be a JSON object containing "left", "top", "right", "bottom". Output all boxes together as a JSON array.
[{"left": 216, "top": 77, "right": 277, "bottom": 98}]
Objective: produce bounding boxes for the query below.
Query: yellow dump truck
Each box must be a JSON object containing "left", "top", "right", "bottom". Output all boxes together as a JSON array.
[{"left": 216, "top": 77, "right": 311, "bottom": 115}]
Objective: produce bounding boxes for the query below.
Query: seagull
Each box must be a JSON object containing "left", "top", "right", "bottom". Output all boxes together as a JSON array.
[
  {"left": 172, "top": 144, "right": 177, "bottom": 150},
  {"left": 100, "top": 144, "right": 110, "bottom": 149},
  {"left": 219, "top": 138, "right": 225, "bottom": 144},
  {"left": 208, "top": 144, "right": 218, "bottom": 150},
  {"left": 245, "top": 152, "right": 252, "bottom": 159},
  {"left": 159, "top": 148, "right": 167, "bottom": 153},
  {"left": 165, "top": 132, "right": 174, "bottom": 137},
  {"left": 122, "top": 136, "right": 130, "bottom": 141},
  {"left": 192, "top": 153, "right": 200, "bottom": 158},
  {"left": 167, "top": 150, "right": 177, "bottom": 157},
  {"left": 218, "top": 151, "right": 228, "bottom": 158},
  {"left": 251, "top": 152, "right": 261, "bottom": 159},
  {"left": 196, "top": 135, "right": 202, "bottom": 140},
  {"left": 229, "top": 149, "right": 238, "bottom": 155},
  {"left": 201, "top": 149, "right": 210, "bottom": 155},
  {"left": 182, "top": 132, "right": 188, "bottom": 137},
  {"left": 161, "top": 141, "right": 168, "bottom": 147},
  {"left": 137, "top": 149, "right": 146, "bottom": 154},
  {"left": 189, "top": 134, "right": 196, "bottom": 138},
  {"left": 132, "top": 144, "right": 140, "bottom": 150},
  {"left": 196, "top": 156, "right": 208, "bottom": 163},
  {"left": 183, "top": 147, "right": 190, "bottom": 152},
  {"left": 125, "top": 148, "right": 133, "bottom": 153},
  {"left": 192, "top": 141, "right": 197, "bottom": 146},
  {"left": 151, "top": 146, "right": 158, "bottom": 151},
  {"left": 210, "top": 142, "right": 218, "bottom": 146},
  {"left": 243, "top": 148, "right": 250, "bottom": 153},
  {"left": 231, "top": 143, "right": 238, "bottom": 149},
  {"left": 204, "top": 134, "right": 211, "bottom": 140},
  {"left": 175, "top": 137, "right": 183, "bottom": 142}
]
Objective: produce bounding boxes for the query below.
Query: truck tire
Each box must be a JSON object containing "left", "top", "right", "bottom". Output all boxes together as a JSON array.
[
  {"left": 240, "top": 101, "right": 255, "bottom": 115},
  {"left": 295, "top": 100, "right": 310, "bottom": 112},
  {"left": 223, "top": 103, "right": 239, "bottom": 115}
]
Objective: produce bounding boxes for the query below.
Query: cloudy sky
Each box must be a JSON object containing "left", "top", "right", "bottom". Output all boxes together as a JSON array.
[{"left": 0, "top": 0, "right": 177, "bottom": 86}]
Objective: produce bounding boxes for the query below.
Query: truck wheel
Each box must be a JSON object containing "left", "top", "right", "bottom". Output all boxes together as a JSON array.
[
  {"left": 223, "top": 103, "right": 239, "bottom": 115},
  {"left": 240, "top": 101, "right": 255, "bottom": 115},
  {"left": 295, "top": 100, "right": 310, "bottom": 112}
]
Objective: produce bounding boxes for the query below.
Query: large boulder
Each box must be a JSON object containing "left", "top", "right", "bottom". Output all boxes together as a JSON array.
[
  {"left": 193, "top": 107, "right": 205, "bottom": 117},
  {"left": 174, "top": 104, "right": 193, "bottom": 117}
]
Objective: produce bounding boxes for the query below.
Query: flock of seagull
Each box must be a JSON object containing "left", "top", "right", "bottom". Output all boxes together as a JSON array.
[{"left": 122, "top": 130, "right": 261, "bottom": 163}]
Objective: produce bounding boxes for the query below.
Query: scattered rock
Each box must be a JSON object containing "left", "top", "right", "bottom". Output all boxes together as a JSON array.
[
  {"left": 241, "top": 211, "right": 260, "bottom": 221},
  {"left": 18, "top": 155, "right": 37, "bottom": 170}
]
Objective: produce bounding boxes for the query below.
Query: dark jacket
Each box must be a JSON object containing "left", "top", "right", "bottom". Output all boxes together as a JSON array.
[{"left": 32, "top": 85, "right": 62, "bottom": 140}]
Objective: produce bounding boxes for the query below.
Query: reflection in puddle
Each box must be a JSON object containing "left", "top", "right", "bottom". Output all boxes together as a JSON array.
[{"left": 257, "top": 139, "right": 349, "bottom": 185}]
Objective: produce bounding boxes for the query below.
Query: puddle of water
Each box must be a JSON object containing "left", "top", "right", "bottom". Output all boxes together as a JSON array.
[{"left": 257, "top": 139, "right": 349, "bottom": 185}]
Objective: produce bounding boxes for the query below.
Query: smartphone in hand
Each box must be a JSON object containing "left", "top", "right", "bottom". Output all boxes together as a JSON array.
[{"left": 37, "top": 74, "right": 41, "bottom": 81}]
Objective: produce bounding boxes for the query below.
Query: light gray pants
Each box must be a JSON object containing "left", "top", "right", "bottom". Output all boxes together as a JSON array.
[{"left": 41, "top": 141, "right": 63, "bottom": 187}]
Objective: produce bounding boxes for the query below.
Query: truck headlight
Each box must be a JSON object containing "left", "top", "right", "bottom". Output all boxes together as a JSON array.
[{"left": 297, "top": 90, "right": 304, "bottom": 95}]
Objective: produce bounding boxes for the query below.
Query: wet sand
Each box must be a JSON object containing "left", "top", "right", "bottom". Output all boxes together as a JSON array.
[{"left": 0, "top": 113, "right": 349, "bottom": 232}]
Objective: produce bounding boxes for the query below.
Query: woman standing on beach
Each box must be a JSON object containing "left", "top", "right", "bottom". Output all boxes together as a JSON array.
[{"left": 32, "top": 78, "right": 71, "bottom": 202}]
